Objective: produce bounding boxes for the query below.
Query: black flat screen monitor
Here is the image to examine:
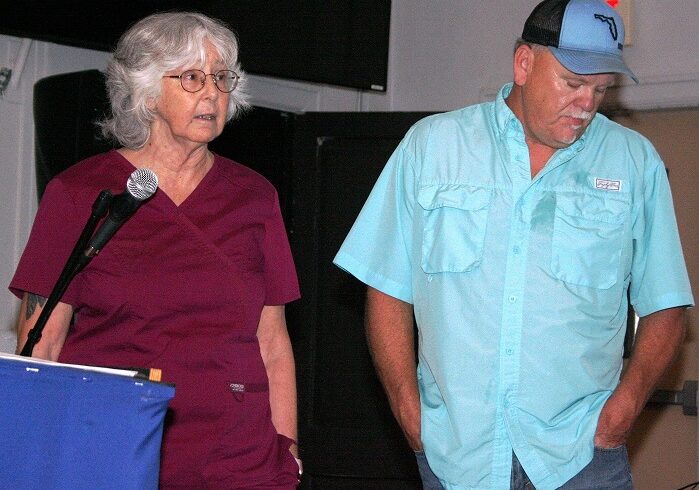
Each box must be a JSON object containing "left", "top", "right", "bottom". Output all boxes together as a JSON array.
[{"left": 0, "top": 0, "right": 391, "bottom": 92}]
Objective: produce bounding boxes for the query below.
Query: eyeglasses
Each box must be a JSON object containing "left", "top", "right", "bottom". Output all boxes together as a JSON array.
[{"left": 163, "top": 69, "right": 239, "bottom": 93}]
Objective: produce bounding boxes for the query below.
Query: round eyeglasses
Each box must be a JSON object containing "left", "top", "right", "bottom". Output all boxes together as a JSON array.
[{"left": 163, "top": 69, "right": 239, "bottom": 93}]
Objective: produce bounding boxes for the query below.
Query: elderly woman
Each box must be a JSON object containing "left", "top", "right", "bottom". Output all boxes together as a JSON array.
[{"left": 11, "top": 12, "right": 301, "bottom": 489}]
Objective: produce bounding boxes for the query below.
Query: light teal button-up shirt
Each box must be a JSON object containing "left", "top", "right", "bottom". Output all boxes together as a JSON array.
[{"left": 333, "top": 84, "right": 694, "bottom": 489}]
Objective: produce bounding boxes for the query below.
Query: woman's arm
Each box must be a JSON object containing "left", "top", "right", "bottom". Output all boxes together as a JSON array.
[
  {"left": 15, "top": 292, "right": 73, "bottom": 361},
  {"left": 256, "top": 304, "right": 298, "bottom": 457}
]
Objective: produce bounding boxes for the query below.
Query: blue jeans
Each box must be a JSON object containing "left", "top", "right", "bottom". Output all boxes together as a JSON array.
[
  {"left": 511, "top": 446, "right": 634, "bottom": 489},
  {"left": 415, "top": 450, "right": 445, "bottom": 490},
  {"left": 417, "top": 447, "right": 633, "bottom": 489}
]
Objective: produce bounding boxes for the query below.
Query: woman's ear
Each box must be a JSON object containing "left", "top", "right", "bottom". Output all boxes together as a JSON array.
[
  {"left": 513, "top": 44, "right": 535, "bottom": 87},
  {"left": 145, "top": 94, "right": 158, "bottom": 112}
]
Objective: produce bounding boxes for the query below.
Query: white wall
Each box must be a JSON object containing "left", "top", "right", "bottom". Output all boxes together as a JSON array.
[{"left": 2, "top": 0, "right": 699, "bottom": 353}]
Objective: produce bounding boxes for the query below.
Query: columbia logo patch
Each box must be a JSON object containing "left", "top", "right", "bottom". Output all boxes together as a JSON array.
[{"left": 595, "top": 178, "right": 621, "bottom": 191}]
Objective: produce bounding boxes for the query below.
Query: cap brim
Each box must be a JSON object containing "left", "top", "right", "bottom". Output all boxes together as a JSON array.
[{"left": 549, "top": 47, "right": 639, "bottom": 83}]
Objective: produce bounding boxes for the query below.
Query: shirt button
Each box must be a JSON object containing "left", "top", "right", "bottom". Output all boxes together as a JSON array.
[
  {"left": 506, "top": 348, "right": 514, "bottom": 355},
  {"left": 508, "top": 295, "right": 517, "bottom": 303},
  {"left": 513, "top": 246, "right": 521, "bottom": 255}
]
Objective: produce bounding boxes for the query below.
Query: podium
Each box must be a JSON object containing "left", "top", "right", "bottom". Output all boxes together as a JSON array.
[{"left": 0, "top": 353, "right": 174, "bottom": 490}]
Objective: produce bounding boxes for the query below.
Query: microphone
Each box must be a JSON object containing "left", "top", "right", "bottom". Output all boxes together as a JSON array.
[{"left": 83, "top": 168, "right": 159, "bottom": 258}]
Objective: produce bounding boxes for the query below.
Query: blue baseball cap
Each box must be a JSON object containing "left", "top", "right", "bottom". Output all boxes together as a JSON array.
[{"left": 522, "top": 0, "right": 638, "bottom": 83}]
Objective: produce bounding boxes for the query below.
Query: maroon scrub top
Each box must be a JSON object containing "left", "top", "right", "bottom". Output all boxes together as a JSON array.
[{"left": 11, "top": 150, "right": 301, "bottom": 488}]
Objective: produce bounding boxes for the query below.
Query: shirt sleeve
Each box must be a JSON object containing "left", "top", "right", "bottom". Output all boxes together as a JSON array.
[
  {"left": 262, "top": 190, "right": 300, "bottom": 305},
  {"left": 333, "top": 133, "right": 418, "bottom": 304},
  {"left": 630, "top": 152, "right": 694, "bottom": 316},
  {"left": 9, "top": 178, "right": 86, "bottom": 306}
]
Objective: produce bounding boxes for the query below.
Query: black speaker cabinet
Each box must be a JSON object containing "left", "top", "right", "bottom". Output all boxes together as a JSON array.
[
  {"left": 215, "top": 109, "right": 432, "bottom": 488},
  {"left": 34, "top": 69, "right": 432, "bottom": 488},
  {"left": 33, "top": 69, "right": 114, "bottom": 199}
]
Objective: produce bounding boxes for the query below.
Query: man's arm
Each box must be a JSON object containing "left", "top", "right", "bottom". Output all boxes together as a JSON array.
[
  {"left": 365, "top": 286, "right": 422, "bottom": 450},
  {"left": 594, "top": 306, "right": 687, "bottom": 447}
]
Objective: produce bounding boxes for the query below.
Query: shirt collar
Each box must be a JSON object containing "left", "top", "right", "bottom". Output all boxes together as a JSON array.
[{"left": 494, "top": 83, "right": 517, "bottom": 137}]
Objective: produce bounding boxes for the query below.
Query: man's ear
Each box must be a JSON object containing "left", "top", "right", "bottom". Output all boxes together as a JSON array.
[{"left": 513, "top": 44, "right": 535, "bottom": 87}]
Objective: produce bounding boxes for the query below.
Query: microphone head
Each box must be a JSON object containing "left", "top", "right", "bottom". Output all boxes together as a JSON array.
[{"left": 126, "top": 168, "right": 159, "bottom": 201}]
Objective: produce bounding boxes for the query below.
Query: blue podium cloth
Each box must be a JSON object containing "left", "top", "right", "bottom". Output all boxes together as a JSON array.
[{"left": 0, "top": 354, "right": 175, "bottom": 490}]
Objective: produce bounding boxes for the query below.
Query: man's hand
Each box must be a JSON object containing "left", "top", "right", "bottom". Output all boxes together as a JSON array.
[
  {"left": 397, "top": 394, "right": 423, "bottom": 451},
  {"left": 594, "top": 389, "right": 635, "bottom": 447},
  {"left": 594, "top": 307, "right": 686, "bottom": 447}
]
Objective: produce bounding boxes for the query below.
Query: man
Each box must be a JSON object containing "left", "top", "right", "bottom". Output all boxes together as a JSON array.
[{"left": 333, "top": 0, "right": 694, "bottom": 488}]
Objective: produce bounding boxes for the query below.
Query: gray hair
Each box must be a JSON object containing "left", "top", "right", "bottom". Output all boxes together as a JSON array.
[
  {"left": 513, "top": 37, "right": 547, "bottom": 54},
  {"left": 99, "top": 11, "right": 251, "bottom": 149}
]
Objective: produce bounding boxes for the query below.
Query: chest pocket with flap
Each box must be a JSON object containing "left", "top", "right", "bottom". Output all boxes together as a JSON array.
[{"left": 417, "top": 184, "right": 493, "bottom": 273}]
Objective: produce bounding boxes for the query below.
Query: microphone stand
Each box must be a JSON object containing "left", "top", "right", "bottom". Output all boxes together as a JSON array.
[{"left": 20, "top": 190, "right": 113, "bottom": 357}]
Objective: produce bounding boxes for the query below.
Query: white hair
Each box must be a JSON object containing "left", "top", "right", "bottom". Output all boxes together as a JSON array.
[{"left": 99, "top": 11, "right": 251, "bottom": 149}]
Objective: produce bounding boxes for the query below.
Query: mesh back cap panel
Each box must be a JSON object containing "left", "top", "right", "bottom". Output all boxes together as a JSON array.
[{"left": 522, "top": 0, "right": 572, "bottom": 47}]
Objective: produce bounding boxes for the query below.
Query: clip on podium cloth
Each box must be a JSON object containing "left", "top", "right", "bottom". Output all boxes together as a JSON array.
[{"left": 0, "top": 352, "right": 175, "bottom": 490}]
